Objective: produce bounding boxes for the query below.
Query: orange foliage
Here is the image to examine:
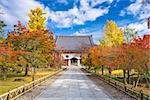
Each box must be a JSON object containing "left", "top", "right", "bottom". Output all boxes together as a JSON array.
[
  {"left": 0, "top": 42, "right": 25, "bottom": 63},
  {"left": 7, "top": 21, "right": 54, "bottom": 67},
  {"left": 88, "top": 34, "right": 150, "bottom": 72},
  {"left": 115, "top": 34, "right": 150, "bottom": 72}
]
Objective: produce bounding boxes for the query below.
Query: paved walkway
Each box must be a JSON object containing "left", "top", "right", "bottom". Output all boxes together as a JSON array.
[{"left": 34, "top": 66, "right": 113, "bottom": 100}]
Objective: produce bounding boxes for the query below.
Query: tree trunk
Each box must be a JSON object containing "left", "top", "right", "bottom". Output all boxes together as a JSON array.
[
  {"left": 32, "top": 67, "right": 35, "bottom": 81},
  {"left": 24, "top": 64, "right": 29, "bottom": 76},
  {"left": 102, "top": 65, "right": 104, "bottom": 75},
  {"left": 135, "top": 74, "right": 140, "bottom": 88},
  {"left": 144, "top": 75, "right": 150, "bottom": 88},
  {"left": 3, "top": 69, "right": 7, "bottom": 80},
  {"left": 94, "top": 67, "right": 96, "bottom": 74},
  {"left": 123, "top": 69, "right": 127, "bottom": 85},
  {"left": 127, "top": 70, "right": 130, "bottom": 84},
  {"left": 145, "top": 64, "right": 150, "bottom": 88},
  {"left": 2, "top": 67, "right": 7, "bottom": 80},
  {"left": 109, "top": 68, "right": 112, "bottom": 76}
]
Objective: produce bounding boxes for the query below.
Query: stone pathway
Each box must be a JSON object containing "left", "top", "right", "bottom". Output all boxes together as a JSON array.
[{"left": 34, "top": 66, "right": 113, "bottom": 100}]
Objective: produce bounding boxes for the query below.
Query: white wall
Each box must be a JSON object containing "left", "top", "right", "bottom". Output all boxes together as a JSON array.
[{"left": 61, "top": 53, "right": 81, "bottom": 60}]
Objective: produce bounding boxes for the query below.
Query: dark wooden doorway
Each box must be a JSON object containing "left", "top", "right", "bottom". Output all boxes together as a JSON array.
[{"left": 71, "top": 57, "right": 77, "bottom": 65}]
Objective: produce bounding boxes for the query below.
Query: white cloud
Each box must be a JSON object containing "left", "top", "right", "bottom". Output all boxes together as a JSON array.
[
  {"left": 109, "top": 0, "right": 114, "bottom": 3},
  {"left": 119, "top": 0, "right": 150, "bottom": 37},
  {"left": 0, "top": 0, "right": 46, "bottom": 26},
  {"left": 126, "top": 0, "right": 142, "bottom": 15},
  {"left": 119, "top": 0, "right": 150, "bottom": 20},
  {"left": 73, "top": 28, "right": 103, "bottom": 44},
  {"left": 48, "top": 0, "right": 110, "bottom": 28},
  {"left": 89, "top": 0, "right": 107, "bottom": 7},
  {"left": 139, "top": 5, "right": 150, "bottom": 20},
  {"left": 128, "top": 0, "right": 150, "bottom": 35},
  {"left": 0, "top": 0, "right": 111, "bottom": 28},
  {"left": 119, "top": 10, "right": 126, "bottom": 16},
  {"left": 127, "top": 21, "right": 150, "bottom": 36}
]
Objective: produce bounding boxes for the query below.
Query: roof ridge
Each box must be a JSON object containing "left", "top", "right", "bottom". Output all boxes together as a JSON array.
[{"left": 56, "top": 35, "right": 92, "bottom": 37}]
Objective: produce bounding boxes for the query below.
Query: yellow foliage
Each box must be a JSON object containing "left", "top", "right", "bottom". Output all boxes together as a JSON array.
[
  {"left": 112, "top": 70, "right": 123, "bottom": 76},
  {"left": 104, "top": 20, "right": 124, "bottom": 47},
  {"left": 28, "top": 7, "right": 46, "bottom": 32}
]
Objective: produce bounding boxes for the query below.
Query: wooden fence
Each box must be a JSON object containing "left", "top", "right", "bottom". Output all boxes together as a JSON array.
[
  {"left": 83, "top": 68, "right": 150, "bottom": 100},
  {"left": 0, "top": 69, "right": 63, "bottom": 100}
]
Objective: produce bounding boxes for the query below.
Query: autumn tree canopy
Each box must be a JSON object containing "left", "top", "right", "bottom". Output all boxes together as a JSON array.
[
  {"left": 103, "top": 20, "right": 124, "bottom": 47},
  {"left": 0, "top": 7, "right": 54, "bottom": 80},
  {"left": 28, "top": 7, "right": 46, "bottom": 32}
]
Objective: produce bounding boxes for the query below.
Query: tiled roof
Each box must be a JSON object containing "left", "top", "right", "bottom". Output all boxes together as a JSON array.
[{"left": 55, "top": 35, "right": 94, "bottom": 51}]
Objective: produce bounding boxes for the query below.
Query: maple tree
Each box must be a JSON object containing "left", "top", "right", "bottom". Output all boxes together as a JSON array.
[
  {"left": 7, "top": 7, "right": 54, "bottom": 79},
  {"left": 8, "top": 21, "right": 30, "bottom": 76},
  {"left": 83, "top": 20, "right": 149, "bottom": 88},
  {"left": 114, "top": 44, "right": 135, "bottom": 84},
  {"left": 102, "top": 20, "right": 125, "bottom": 75},
  {"left": 113, "top": 34, "right": 150, "bottom": 85},
  {"left": 0, "top": 7, "right": 55, "bottom": 81},
  {"left": 130, "top": 35, "right": 150, "bottom": 87},
  {"left": 89, "top": 46, "right": 111, "bottom": 75},
  {"left": 115, "top": 28, "right": 139, "bottom": 84},
  {"left": 0, "top": 42, "right": 26, "bottom": 80},
  {"left": 8, "top": 21, "right": 54, "bottom": 80}
]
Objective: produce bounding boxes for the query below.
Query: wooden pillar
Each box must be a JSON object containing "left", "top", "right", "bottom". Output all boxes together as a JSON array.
[
  {"left": 68, "top": 59, "right": 71, "bottom": 66},
  {"left": 77, "top": 59, "right": 80, "bottom": 66}
]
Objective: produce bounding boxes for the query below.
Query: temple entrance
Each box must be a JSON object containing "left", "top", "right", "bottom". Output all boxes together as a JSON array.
[{"left": 71, "top": 57, "right": 78, "bottom": 65}]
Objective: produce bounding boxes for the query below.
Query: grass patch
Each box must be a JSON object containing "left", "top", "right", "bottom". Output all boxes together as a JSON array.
[{"left": 0, "top": 68, "right": 60, "bottom": 95}]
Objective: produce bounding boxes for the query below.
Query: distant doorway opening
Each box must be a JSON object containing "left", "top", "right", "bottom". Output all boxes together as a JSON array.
[{"left": 71, "top": 57, "right": 78, "bottom": 65}]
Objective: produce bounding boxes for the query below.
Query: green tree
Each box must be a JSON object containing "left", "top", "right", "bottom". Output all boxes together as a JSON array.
[
  {"left": 123, "top": 27, "right": 138, "bottom": 43},
  {"left": 0, "top": 21, "right": 6, "bottom": 42},
  {"left": 0, "top": 42, "right": 25, "bottom": 80},
  {"left": 8, "top": 24, "right": 54, "bottom": 79}
]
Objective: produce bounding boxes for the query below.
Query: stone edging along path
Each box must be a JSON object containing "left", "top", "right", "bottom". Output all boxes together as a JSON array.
[{"left": 0, "top": 69, "right": 64, "bottom": 100}]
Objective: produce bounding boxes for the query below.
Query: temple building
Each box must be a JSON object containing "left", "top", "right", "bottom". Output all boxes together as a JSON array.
[{"left": 55, "top": 35, "right": 94, "bottom": 66}]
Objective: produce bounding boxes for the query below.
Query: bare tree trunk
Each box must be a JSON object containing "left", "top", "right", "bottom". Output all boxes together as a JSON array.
[
  {"left": 123, "top": 69, "right": 127, "bottom": 85},
  {"left": 94, "top": 69, "right": 96, "bottom": 74},
  {"left": 32, "top": 67, "right": 35, "bottom": 81},
  {"left": 102, "top": 65, "right": 104, "bottom": 75},
  {"left": 3, "top": 73, "right": 7, "bottom": 80},
  {"left": 108, "top": 68, "right": 112, "bottom": 76},
  {"left": 95, "top": 67, "right": 97, "bottom": 74},
  {"left": 127, "top": 70, "right": 130, "bottom": 84},
  {"left": 135, "top": 74, "right": 140, "bottom": 88},
  {"left": 2, "top": 67, "right": 7, "bottom": 80},
  {"left": 144, "top": 75, "right": 150, "bottom": 88},
  {"left": 24, "top": 64, "right": 29, "bottom": 76},
  {"left": 145, "top": 64, "right": 150, "bottom": 88}
]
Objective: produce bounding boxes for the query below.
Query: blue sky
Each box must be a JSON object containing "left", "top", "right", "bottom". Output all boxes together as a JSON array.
[{"left": 0, "top": 0, "right": 149, "bottom": 43}]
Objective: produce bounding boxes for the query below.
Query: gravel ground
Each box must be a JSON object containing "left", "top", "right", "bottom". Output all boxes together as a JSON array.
[
  {"left": 84, "top": 70, "right": 136, "bottom": 100},
  {"left": 15, "top": 72, "right": 63, "bottom": 100}
]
